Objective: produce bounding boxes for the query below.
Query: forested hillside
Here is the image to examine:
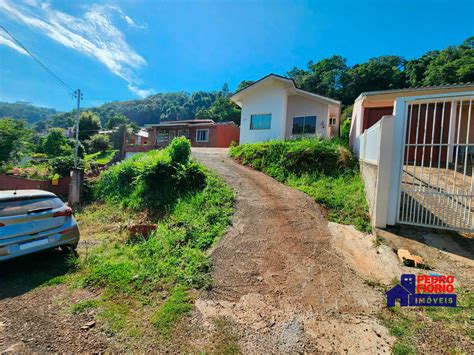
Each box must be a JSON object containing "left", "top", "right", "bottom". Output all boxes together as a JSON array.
[
  {"left": 288, "top": 37, "right": 473, "bottom": 105},
  {"left": 0, "top": 101, "right": 58, "bottom": 123},
  {"left": 4, "top": 37, "right": 472, "bottom": 127}
]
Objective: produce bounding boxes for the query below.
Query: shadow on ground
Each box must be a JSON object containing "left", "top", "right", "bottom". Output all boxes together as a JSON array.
[
  {"left": 0, "top": 249, "right": 74, "bottom": 299},
  {"left": 383, "top": 225, "right": 474, "bottom": 260}
]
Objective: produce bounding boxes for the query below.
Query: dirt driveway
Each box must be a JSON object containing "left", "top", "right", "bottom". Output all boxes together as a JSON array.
[{"left": 191, "top": 148, "right": 394, "bottom": 353}]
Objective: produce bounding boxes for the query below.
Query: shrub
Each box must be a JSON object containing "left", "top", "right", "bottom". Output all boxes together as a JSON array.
[
  {"left": 50, "top": 155, "right": 83, "bottom": 177},
  {"left": 168, "top": 136, "right": 191, "bottom": 165},
  {"left": 96, "top": 145, "right": 205, "bottom": 212},
  {"left": 88, "top": 134, "right": 110, "bottom": 153}
]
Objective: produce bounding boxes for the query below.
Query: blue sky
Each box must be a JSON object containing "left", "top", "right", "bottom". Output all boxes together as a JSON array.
[{"left": 0, "top": 0, "right": 473, "bottom": 112}]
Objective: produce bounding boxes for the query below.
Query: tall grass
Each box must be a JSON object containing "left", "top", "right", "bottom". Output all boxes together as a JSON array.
[
  {"left": 70, "top": 137, "right": 234, "bottom": 338},
  {"left": 229, "top": 138, "right": 371, "bottom": 232}
]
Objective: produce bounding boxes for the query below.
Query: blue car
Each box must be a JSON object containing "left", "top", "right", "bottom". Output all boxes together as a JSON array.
[{"left": 0, "top": 190, "right": 80, "bottom": 261}]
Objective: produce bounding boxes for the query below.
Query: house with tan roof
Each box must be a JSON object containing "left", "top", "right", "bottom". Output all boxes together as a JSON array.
[{"left": 231, "top": 74, "right": 341, "bottom": 144}]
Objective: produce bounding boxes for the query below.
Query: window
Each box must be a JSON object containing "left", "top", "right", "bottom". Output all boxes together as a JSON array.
[
  {"left": 292, "top": 115, "right": 316, "bottom": 134},
  {"left": 250, "top": 114, "right": 271, "bottom": 130},
  {"left": 0, "top": 197, "right": 63, "bottom": 217},
  {"left": 196, "top": 129, "right": 209, "bottom": 142},
  {"left": 184, "top": 130, "right": 190, "bottom": 138},
  {"left": 329, "top": 117, "right": 337, "bottom": 125},
  {"left": 156, "top": 130, "right": 165, "bottom": 142}
]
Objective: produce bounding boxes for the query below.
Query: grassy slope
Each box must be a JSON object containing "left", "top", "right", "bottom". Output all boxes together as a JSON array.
[
  {"left": 61, "top": 172, "right": 233, "bottom": 348},
  {"left": 84, "top": 149, "right": 118, "bottom": 164},
  {"left": 229, "top": 138, "right": 371, "bottom": 232},
  {"left": 50, "top": 142, "right": 236, "bottom": 349}
]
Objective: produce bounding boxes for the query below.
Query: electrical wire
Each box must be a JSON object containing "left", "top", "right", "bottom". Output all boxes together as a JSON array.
[{"left": 0, "top": 25, "right": 75, "bottom": 94}]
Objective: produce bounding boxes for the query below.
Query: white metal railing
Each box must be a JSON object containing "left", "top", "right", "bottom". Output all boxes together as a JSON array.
[{"left": 396, "top": 94, "right": 474, "bottom": 231}]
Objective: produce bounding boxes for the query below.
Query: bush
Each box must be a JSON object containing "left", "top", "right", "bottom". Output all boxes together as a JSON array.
[
  {"left": 50, "top": 155, "right": 83, "bottom": 177},
  {"left": 229, "top": 138, "right": 370, "bottom": 232},
  {"left": 88, "top": 134, "right": 110, "bottom": 153},
  {"left": 168, "top": 136, "right": 191, "bottom": 165},
  {"left": 96, "top": 144, "right": 205, "bottom": 212}
]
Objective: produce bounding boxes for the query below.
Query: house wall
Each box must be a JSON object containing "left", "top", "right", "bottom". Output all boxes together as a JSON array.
[
  {"left": 216, "top": 123, "right": 240, "bottom": 147},
  {"left": 327, "top": 105, "right": 340, "bottom": 137},
  {"left": 350, "top": 100, "right": 365, "bottom": 155},
  {"left": 189, "top": 125, "right": 218, "bottom": 147},
  {"left": 285, "top": 95, "right": 328, "bottom": 139},
  {"left": 239, "top": 81, "right": 288, "bottom": 144},
  {"left": 0, "top": 175, "right": 71, "bottom": 199}
]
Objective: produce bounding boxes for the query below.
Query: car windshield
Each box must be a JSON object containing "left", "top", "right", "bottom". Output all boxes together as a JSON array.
[{"left": 0, "top": 197, "right": 64, "bottom": 217}]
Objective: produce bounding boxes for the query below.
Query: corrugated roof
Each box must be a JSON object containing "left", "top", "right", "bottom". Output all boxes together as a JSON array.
[{"left": 357, "top": 82, "right": 474, "bottom": 101}]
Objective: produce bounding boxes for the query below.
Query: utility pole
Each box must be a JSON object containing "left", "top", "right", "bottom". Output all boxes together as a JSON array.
[{"left": 73, "top": 89, "right": 82, "bottom": 168}]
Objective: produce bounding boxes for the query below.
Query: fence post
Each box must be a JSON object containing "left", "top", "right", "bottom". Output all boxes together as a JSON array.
[
  {"left": 373, "top": 116, "right": 395, "bottom": 227},
  {"left": 68, "top": 168, "right": 84, "bottom": 206}
]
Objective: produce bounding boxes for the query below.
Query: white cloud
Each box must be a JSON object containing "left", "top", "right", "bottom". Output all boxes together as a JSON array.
[
  {"left": 0, "top": 31, "right": 28, "bottom": 55},
  {"left": 127, "top": 84, "right": 155, "bottom": 98},
  {"left": 0, "top": 0, "right": 153, "bottom": 97}
]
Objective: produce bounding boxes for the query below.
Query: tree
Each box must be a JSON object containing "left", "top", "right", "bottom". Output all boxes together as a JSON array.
[
  {"left": 78, "top": 111, "right": 101, "bottom": 141},
  {"left": 42, "top": 128, "right": 73, "bottom": 157},
  {"left": 221, "top": 83, "right": 230, "bottom": 96},
  {"left": 288, "top": 55, "right": 349, "bottom": 102},
  {"left": 105, "top": 113, "right": 129, "bottom": 129},
  {"left": 236, "top": 80, "right": 254, "bottom": 92},
  {"left": 88, "top": 134, "right": 110, "bottom": 153},
  {"left": 344, "top": 55, "right": 406, "bottom": 104},
  {"left": 0, "top": 118, "right": 30, "bottom": 164},
  {"left": 111, "top": 124, "right": 133, "bottom": 150},
  {"left": 34, "top": 120, "right": 47, "bottom": 132}
]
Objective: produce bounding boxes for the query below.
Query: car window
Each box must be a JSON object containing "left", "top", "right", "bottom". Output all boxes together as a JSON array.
[{"left": 0, "top": 197, "right": 64, "bottom": 217}]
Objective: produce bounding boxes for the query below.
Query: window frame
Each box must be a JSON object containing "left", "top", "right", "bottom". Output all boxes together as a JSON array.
[
  {"left": 196, "top": 129, "right": 209, "bottom": 142},
  {"left": 329, "top": 117, "right": 337, "bottom": 126},
  {"left": 250, "top": 113, "right": 272, "bottom": 130},
  {"left": 292, "top": 115, "right": 317, "bottom": 135},
  {"left": 156, "top": 130, "right": 165, "bottom": 142}
]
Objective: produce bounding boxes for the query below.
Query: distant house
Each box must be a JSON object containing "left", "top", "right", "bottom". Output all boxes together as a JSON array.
[
  {"left": 145, "top": 119, "right": 239, "bottom": 148},
  {"left": 126, "top": 128, "right": 149, "bottom": 146},
  {"left": 122, "top": 119, "right": 240, "bottom": 159},
  {"left": 231, "top": 74, "right": 341, "bottom": 144}
]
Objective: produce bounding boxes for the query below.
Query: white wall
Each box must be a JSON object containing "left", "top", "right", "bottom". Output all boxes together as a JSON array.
[
  {"left": 349, "top": 99, "right": 364, "bottom": 156},
  {"left": 285, "top": 95, "right": 329, "bottom": 138},
  {"left": 239, "top": 81, "right": 287, "bottom": 144}
]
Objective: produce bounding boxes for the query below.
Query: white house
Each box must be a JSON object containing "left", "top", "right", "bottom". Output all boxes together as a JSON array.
[{"left": 231, "top": 74, "right": 341, "bottom": 144}]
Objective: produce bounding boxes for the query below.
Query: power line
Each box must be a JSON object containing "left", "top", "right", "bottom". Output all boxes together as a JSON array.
[
  {"left": 0, "top": 25, "right": 74, "bottom": 94},
  {"left": 82, "top": 97, "right": 137, "bottom": 101}
]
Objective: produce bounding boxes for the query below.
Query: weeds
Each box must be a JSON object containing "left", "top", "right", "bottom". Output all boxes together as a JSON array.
[
  {"left": 71, "top": 299, "right": 98, "bottom": 314},
  {"left": 67, "top": 145, "right": 234, "bottom": 339},
  {"left": 152, "top": 286, "right": 192, "bottom": 336}
]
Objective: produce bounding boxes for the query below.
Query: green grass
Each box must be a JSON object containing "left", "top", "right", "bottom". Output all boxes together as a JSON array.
[
  {"left": 70, "top": 299, "right": 98, "bottom": 315},
  {"left": 381, "top": 289, "right": 473, "bottom": 353},
  {"left": 151, "top": 286, "right": 192, "bottom": 335},
  {"left": 229, "top": 138, "right": 371, "bottom": 232},
  {"left": 84, "top": 149, "right": 118, "bottom": 164},
  {"left": 67, "top": 144, "right": 234, "bottom": 339}
]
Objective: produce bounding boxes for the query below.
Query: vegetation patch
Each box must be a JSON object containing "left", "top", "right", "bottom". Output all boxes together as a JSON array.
[
  {"left": 66, "top": 137, "right": 234, "bottom": 345},
  {"left": 229, "top": 138, "right": 371, "bottom": 232},
  {"left": 381, "top": 289, "right": 473, "bottom": 354},
  {"left": 85, "top": 149, "right": 118, "bottom": 165}
]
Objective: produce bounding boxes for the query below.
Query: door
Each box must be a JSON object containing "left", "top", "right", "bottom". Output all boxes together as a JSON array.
[{"left": 168, "top": 130, "right": 176, "bottom": 144}]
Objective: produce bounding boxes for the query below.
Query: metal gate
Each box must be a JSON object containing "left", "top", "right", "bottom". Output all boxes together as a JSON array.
[{"left": 398, "top": 95, "right": 474, "bottom": 232}]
